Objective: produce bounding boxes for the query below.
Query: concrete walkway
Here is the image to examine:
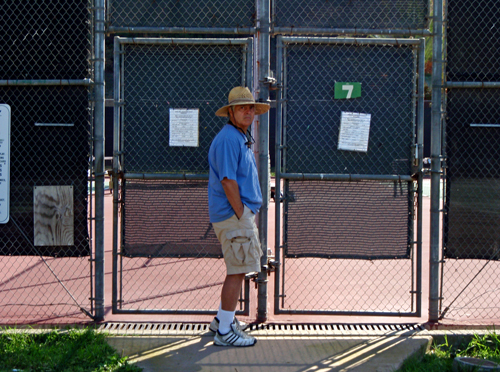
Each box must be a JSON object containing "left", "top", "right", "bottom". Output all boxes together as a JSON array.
[{"left": 106, "top": 326, "right": 433, "bottom": 372}]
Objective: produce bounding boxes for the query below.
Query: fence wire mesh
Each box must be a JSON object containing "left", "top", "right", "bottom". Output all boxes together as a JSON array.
[
  {"left": 276, "top": 38, "right": 421, "bottom": 315},
  {"left": 0, "top": 0, "right": 94, "bottom": 324},
  {"left": 2, "top": 0, "right": 498, "bottom": 325},
  {"left": 439, "top": 0, "right": 500, "bottom": 324},
  {"left": 116, "top": 256, "right": 226, "bottom": 312},
  {"left": 282, "top": 42, "right": 416, "bottom": 175},
  {"left": 122, "top": 180, "right": 221, "bottom": 258},
  {"left": 440, "top": 88, "right": 500, "bottom": 322},
  {"left": 114, "top": 39, "right": 252, "bottom": 313},
  {"left": 116, "top": 179, "right": 238, "bottom": 312},
  {"left": 108, "top": 0, "right": 256, "bottom": 30},
  {"left": 118, "top": 181, "right": 225, "bottom": 313},
  {"left": 273, "top": 0, "right": 429, "bottom": 30},
  {"left": 0, "top": 86, "right": 91, "bottom": 257},
  {"left": 446, "top": 0, "right": 500, "bottom": 82},
  {"left": 284, "top": 180, "right": 413, "bottom": 260},
  {"left": 281, "top": 256, "right": 417, "bottom": 313},
  {"left": 0, "top": 1, "right": 91, "bottom": 80},
  {"left": 120, "top": 42, "right": 248, "bottom": 173}
]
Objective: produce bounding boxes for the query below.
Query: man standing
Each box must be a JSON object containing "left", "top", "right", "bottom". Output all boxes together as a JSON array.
[{"left": 208, "top": 86, "right": 270, "bottom": 347}]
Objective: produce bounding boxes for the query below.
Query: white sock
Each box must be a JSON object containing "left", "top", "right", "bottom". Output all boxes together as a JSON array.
[{"left": 217, "top": 309, "right": 235, "bottom": 334}]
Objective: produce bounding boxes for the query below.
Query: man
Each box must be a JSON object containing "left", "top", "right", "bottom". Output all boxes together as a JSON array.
[{"left": 208, "top": 86, "right": 270, "bottom": 347}]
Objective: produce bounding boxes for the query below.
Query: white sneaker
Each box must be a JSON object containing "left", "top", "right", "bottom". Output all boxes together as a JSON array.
[
  {"left": 209, "top": 316, "right": 248, "bottom": 333},
  {"left": 214, "top": 323, "right": 256, "bottom": 347}
]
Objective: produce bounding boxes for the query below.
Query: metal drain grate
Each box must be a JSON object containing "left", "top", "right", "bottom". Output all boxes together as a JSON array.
[{"left": 97, "top": 322, "right": 426, "bottom": 336}]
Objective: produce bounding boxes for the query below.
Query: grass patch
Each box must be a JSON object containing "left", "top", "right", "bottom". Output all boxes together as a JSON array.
[
  {"left": 0, "top": 327, "right": 142, "bottom": 372},
  {"left": 398, "top": 332, "right": 500, "bottom": 371}
]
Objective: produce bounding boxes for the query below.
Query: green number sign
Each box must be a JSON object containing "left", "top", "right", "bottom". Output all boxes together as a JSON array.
[{"left": 334, "top": 82, "right": 362, "bottom": 99}]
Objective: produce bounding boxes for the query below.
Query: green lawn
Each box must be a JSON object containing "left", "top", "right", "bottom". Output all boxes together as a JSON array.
[
  {"left": 398, "top": 332, "right": 500, "bottom": 371},
  {"left": 0, "top": 327, "right": 142, "bottom": 372}
]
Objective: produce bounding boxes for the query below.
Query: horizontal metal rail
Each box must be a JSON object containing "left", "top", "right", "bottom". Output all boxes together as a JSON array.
[
  {"left": 470, "top": 124, "right": 500, "bottom": 128},
  {"left": 280, "top": 173, "right": 414, "bottom": 182},
  {"left": 109, "top": 26, "right": 256, "bottom": 34},
  {"left": 124, "top": 173, "right": 208, "bottom": 180},
  {"left": 115, "top": 37, "right": 253, "bottom": 46},
  {"left": 280, "top": 36, "right": 423, "bottom": 46},
  {"left": 275, "top": 309, "right": 420, "bottom": 317},
  {"left": 0, "top": 79, "right": 93, "bottom": 86},
  {"left": 274, "top": 27, "right": 431, "bottom": 37},
  {"left": 445, "top": 81, "right": 500, "bottom": 88}
]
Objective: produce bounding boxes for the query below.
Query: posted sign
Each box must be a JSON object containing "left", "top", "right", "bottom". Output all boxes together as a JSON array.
[
  {"left": 169, "top": 108, "right": 199, "bottom": 147},
  {"left": 334, "top": 82, "right": 362, "bottom": 99},
  {"left": 0, "top": 104, "right": 10, "bottom": 224},
  {"left": 338, "top": 111, "right": 371, "bottom": 153}
]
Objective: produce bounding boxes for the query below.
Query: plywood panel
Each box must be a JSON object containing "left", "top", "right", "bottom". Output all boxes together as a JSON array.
[{"left": 34, "top": 186, "right": 74, "bottom": 246}]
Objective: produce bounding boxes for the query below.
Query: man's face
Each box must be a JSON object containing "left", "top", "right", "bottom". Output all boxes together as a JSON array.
[{"left": 229, "top": 104, "right": 255, "bottom": 131}]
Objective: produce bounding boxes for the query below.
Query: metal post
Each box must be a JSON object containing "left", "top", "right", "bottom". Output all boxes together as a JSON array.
[
  {"left": 112, "top": 38, "right": 121, "bottom": 313},
  {"left": 257, "top": 0, "right": 270, "bottom": 323},
  {"left": 416, "top": 38, "right": 426, "bottom": 317},
  {"left": 274, "top": 35, "right": 283, "bottom": 315},
  {"left": 429, "top": 0, "right": 444, "bottom": 323},
  {"left": 93, "top": 0, "right": 106, "bottom": 322}
]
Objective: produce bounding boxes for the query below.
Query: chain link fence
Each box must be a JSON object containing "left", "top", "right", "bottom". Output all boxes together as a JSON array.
[
  {"left": 274, "top": 0, "right": 429, "bottom": 30},
  {"left": 113, "top": 38, "right": 253, "bottom": 313},
  {"left": 446, "top": 0, "right": 500, "bottom": 82},
  {"left": 2, "top": 0, "right": 499, "bottom": 326},
  {"left": 279, "top": 180, "right": 417, "bottom": 314},
  {"left": 281, "top": 42, "right": 416, "bottom": 176},
  {"left": 108, "top": 0, "right": 256, "bottom": 31},
  {"left": 439, "top": 0, "right": 500, "bottom": 324},
  {"left": 440, "top": 88, "right": 500, "bottom": 323},
  {"left": 0, "top": 1, "right": 95, "bottom": 323},
  {"left": 274, "top": 37, "right": 423, "bottom": 315}
]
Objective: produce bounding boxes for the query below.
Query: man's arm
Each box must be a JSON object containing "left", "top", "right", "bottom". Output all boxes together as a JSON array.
[{"left": 221, "top": 177, "right": 244, "bottom": 219}]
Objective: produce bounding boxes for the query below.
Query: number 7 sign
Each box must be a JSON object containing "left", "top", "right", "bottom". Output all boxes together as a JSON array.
[{"left": 334, "top": 82, "right": 362, "bottom": 99}]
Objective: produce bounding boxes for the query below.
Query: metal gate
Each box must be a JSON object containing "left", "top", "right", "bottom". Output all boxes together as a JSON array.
[
  {"left": 274, "top": 36, "right": 425, "bottom": 316},
  {"left": 0, "top": 0, "right": 100, "bottom": 324},
  {"left": 112, "top": 37, "right": 254, "bottom": 314},
  {"left": 437, "top": 0, "right": 500, "bottom": 322}
]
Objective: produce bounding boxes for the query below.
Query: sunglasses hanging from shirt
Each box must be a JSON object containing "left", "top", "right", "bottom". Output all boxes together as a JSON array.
[{"left": 228, "top": 122, "right": 256, "bottom": 148}]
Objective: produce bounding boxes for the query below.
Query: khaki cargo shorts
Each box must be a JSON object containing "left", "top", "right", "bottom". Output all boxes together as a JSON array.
[{"left": 212, "top": 205, "right": 262, "bottom": 275}]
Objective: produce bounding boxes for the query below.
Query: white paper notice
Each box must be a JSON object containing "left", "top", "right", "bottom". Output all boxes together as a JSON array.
[
  {"left": 169, "top": 109, "right": 199, "bottom": 147},
  {"left": 338, "top": 111, "right": 371, "bottom": 152},
  {"left": 0, "top": 104, "right": 10, "bottom": 224}
]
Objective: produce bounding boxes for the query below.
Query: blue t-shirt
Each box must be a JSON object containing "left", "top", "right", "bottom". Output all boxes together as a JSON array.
[{"left": 208, "top": 124, "right": 262, "bottom": 223}]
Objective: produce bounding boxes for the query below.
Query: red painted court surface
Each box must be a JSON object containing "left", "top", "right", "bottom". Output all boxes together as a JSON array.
[{"left": 1, "top": 190, "right": 499, "bottom": 326}]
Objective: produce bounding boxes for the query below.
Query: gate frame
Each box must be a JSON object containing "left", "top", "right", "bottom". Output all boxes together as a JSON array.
[
  {"left": 274, "top": 36, "right": 426, "bottom": 317},
  {"left": 111, "top": 37, "right": 255, "bottom": 315}
]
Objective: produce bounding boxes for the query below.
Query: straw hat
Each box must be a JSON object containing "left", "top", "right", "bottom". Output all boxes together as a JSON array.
[{"left": 215, "top": 86, "right": 270, "bottom": 117}]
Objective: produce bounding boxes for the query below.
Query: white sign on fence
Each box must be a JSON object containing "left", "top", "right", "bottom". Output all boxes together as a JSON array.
[
  {"left": 338, "top": 111, "right": 371, "bottom": 153},
  {"left": 0, "top": 104, "right": 11, "bottom": 224},
  {"left": 169, "top": 108, "right": 199, "bottom": 147}
]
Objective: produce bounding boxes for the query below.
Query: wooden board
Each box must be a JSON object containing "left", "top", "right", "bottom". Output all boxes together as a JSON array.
[{"left": 34, "top": 186, "right": 74, "bottom": 246}]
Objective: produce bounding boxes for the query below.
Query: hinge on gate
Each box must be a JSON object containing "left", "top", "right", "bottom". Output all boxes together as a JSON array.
[
  {"left": 244, "top": 272, "right": 260, "bottom": 289},
  {"left": 262, "top": 76, "right": 276, "bottom": 85},
  {"left": 257, "top": 97, "right": 277, "bottom": 109},
  {"left": 267, "top": 260, "right": 281, "bottom": 272},
  {"left": 245, "top": 272, "right": 258, "bottom": 281},
  {"left": 262, "top": 71, "right": 276, "bottom": 85},
  {"left": 262, "top": 71, "right": 281, "bottom": 90}
]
